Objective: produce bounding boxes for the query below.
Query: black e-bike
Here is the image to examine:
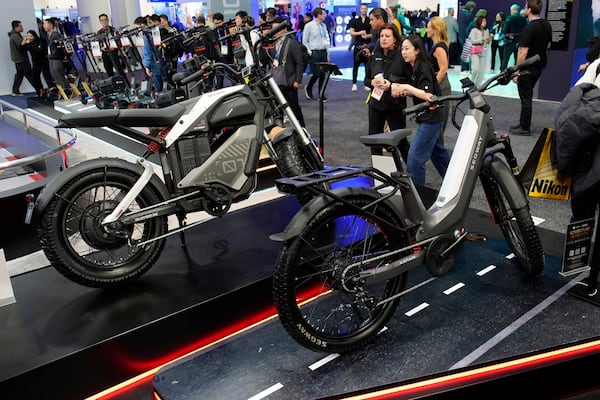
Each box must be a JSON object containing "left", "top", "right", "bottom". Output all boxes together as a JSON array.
[
  {"left": 271, "top": 56, "right": 545, "bottom": 353},
  {"left": 33, "top": 21, "right": 323, "bottom": 288}
]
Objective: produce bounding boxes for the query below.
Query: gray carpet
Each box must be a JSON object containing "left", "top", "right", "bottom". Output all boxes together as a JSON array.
[{"left": 299, "top": 78, "right": 570, "bottom": 235}]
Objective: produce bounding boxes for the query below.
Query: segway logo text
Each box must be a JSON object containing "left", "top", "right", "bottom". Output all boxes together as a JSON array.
[{"left": 470, "top": 136, "right": 484, "bottom": 171}]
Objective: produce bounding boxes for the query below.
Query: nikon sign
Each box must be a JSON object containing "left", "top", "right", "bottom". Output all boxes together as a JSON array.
[{"left": 527, "top": 128, "right": 572, "bottom": 201}]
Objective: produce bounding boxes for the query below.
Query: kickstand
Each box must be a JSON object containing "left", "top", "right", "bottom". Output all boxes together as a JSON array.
[
  {"left": 178, "top": 215, "right": 187, "bottom": 248},
  {"left": 466, "top": 232, "right": 488, "bottom": 242}
]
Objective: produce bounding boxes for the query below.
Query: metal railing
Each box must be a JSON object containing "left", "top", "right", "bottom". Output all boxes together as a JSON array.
[{"left": 0, "top": 99, "right": 77, "bottom": 170}]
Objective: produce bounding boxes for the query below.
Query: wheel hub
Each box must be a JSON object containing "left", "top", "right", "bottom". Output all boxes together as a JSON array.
[
  {"left": 328, "top": 250, "right": 361, "bottom": 292},
  {"left": 79, "top": 200, "right": 128, "bottom": 250}
]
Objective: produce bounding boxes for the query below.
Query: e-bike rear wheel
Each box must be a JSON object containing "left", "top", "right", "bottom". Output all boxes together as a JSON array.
[
  {"left": 37, "top": 167, "right": 168, "bottom": 288},
  {"left": 272, "top": 195, "right": 408, "bottom": 353},
  {"left": 484, "top": 176, "right": 544, "bottom": 276}
]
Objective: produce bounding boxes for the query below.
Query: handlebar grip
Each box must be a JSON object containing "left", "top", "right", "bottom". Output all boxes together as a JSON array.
[
  {"left": 264, "top": 19, "right": 290, "bottom": 38},
  {"left": 514, "top": 54, "right": 540, "bottom": 71},
  {"left": 403, "top": 100, "right": 433, "bottom": 116},
  {"left": 180, "top": 69, "right": 206, "bottom": 85}
]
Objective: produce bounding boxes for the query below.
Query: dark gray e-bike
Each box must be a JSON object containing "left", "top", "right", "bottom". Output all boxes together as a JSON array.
[{"left": 271, "top": 56, "right": 545, "bottom": 353}]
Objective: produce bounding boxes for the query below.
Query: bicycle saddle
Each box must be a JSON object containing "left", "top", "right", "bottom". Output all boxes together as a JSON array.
[
  {"left": 359, "top": 129, "right": 413, "bottom": 146},
  {"left": 57, "top": 103, "right": 187, "bottom": 128}
]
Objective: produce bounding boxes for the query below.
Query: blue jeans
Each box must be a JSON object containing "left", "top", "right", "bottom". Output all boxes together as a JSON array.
[
  {"left": 407, "top": 120, "right": 450, "bottom": 186},
  {"left": 150, "top": 62, "right": 163, "bottom": 91}
]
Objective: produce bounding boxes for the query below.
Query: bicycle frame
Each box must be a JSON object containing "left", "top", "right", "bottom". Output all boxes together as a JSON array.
[{"left": 273, "top": 57, "right": 542, "bottom": 287}]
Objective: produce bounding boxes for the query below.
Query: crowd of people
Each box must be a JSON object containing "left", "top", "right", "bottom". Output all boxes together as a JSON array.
[{"left": 6, "top": 1, "right": 555, "bottom": 189}]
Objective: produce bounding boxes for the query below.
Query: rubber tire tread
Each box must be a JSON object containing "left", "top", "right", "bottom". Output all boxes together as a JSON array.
[
  {"left": 274, "top": 136, "right": 312, "bottom": 204},
  {"left": 37, "top": 168, "right": 167, "bottom": 288},
  {"left": 502, "top": 205, "right": 545, "bottom": 276},
  {"left": 273, "top": 195, "right": 407, "bottom": 353}
]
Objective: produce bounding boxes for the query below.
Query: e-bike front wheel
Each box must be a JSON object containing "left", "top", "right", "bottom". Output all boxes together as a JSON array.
[
  {"left": 482, "top": 175, "right": 544, "bottom": 276},
  {"left": 37, "top": 167, "right": 168, "bottom": 288},
  {"left": 274, "top": 135, "right": 323, "bottom": 204},
  {"left": 273, "top": 195, "right": 408, "bottom": 353}
]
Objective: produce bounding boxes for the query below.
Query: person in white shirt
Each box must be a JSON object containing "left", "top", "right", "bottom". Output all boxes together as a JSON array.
[{"left": 302, "top": 7, "right": 330, "bottom": 101}]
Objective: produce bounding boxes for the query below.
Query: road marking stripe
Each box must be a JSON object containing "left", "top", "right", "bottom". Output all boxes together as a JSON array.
[
  {"left": 405, "top": 302, "right": 429, "bottom": 317},
  {"left": 532, "top": 216, "right": 545, "bottom": 226},
  {"left": 451, "top": 271, "right": 587, "bottom": 369},
  {"left": 248, "top": 383, "right": 284, "bottom": 400},
  {"left": 477, "top": 265, "right": 497, "bottom": 276},
  {"left": 506, "top": 253, "right": 515, "bottom": 259},
  {"left": 308, "top": 353, "right": 340, "bottom": 371},
  {"left": 443, "top": 282, "right": 465, "bottom": 295}
]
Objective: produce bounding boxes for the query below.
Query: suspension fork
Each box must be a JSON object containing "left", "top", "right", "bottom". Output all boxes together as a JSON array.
[
  {"left": 101, "top": 158, "right": 155, "bottom": 225},
  {"left": 266, "top": 76, "right": 324, "bottom": 167}
]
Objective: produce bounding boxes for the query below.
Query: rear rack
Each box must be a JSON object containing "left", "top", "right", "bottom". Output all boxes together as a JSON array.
[{"left": 275, "top": 166, "right": 410, "bottom": 194}]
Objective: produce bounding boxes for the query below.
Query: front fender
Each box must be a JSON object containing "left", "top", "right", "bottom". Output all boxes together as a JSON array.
[
  {"left": 34, "top": 157, "right": 170, "bottom": 218},
  {"left": 484, "top": 154, "right": 529, "bottom": 209},
  {"left": 270, "top": 186, "right": 401, "bottom": 242}
]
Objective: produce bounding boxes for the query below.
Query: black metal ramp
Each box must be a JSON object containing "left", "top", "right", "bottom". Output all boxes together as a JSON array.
[{"left": 152, "top": 232, "right": 600, "bottom": 400}]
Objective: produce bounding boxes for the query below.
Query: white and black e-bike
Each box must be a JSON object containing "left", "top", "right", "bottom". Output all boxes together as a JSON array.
[
  {"left": 271, "top": 56, "right": 545, "bottom": 353},
  {"left": 32, "top": 21, "right": 324, "bottom": 288}
]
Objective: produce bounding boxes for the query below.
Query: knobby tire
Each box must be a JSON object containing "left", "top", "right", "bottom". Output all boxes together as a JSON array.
[
  {"left": 272, "top": 195, "right": 408, "bottom": 353},
  {"left": 37, "top": 167, "right": 168, "bottom": 288}
]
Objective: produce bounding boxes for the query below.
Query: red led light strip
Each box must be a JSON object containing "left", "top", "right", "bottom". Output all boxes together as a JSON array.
[
  {"left": 85, "top": 306, "right": 279, "bottom": 400},
  {"left": 86, "top": 289, "right": 600, "bottom": 400}
]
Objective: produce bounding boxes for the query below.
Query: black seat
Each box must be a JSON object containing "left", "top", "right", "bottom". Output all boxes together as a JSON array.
[
  {"left": 57, "top": 104, "right": 187, "bottom": 128},
  {"left": 359, "top": 129, "right": 413, "bottom": 146}
]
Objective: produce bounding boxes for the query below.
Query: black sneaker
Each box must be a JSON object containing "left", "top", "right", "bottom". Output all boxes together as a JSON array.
[
  {"left": 11, "top": 91, "right": 23, "bottom": 96},
  {"left": 321, "top": 97, "right": 328, "bottom": 103},
  {"left": 304, "top": 86, "right": 313, "bottom": 100},
  {"left": 509, "top": 126, "right": 531, "bottom": 136}
]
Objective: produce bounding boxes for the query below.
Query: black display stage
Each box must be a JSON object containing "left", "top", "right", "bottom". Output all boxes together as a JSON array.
[
  {"left": 0, "top": 195, "right": 302, "bottom": 400},
  {"left": 151, "top": 218, "right": 600, "bottom": 400},
  {"left": 2, "top": 182, "right": 597, "bottom": 400}
]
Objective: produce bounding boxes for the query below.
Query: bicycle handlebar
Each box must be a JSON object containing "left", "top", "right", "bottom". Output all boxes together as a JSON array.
[
  {"left": 179, "top": 60, "right": 242, "bottom": 85},
  {"left": 262, "top": 19, "right": 291, "bottom": 41},
  {"left": 403, "top": 55, "right": 541, "bottom": 117}
]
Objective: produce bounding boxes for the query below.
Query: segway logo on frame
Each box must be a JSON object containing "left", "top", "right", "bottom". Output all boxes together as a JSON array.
[
  {"left": 222, "top": 160, "right": 238, "bottom": 173},
  {"left": 470, "top": 135, "right": 483, "bottom": 171}
]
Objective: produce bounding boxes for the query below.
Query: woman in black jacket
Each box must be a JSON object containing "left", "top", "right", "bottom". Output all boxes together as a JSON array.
[
  {"left": 23, "top": 30, "right": 54, "bottom": 92},
  {"left": 364, "top": 23, "right": 409, "bottom": 159},
  {"left": 392, "top": 34, "right": 450, "bottom": 187}
]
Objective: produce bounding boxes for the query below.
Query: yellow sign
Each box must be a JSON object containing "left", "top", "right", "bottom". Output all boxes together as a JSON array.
[{"left": 528, "top": 128, "right": 571, "bottom": 201}]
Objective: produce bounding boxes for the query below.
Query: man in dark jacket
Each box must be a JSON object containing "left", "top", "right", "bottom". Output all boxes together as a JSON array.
[
  {"left": 97, "top": 13, "right": 125, "bottom": 79},
  {"left": 457, "top": 1, "right": 476, "bottom": 73},
  {"left": 555, "top": 80, "right": 600, "bottom": 216},
  {"left": 500, "top": 4, "right": 527, "bottom": 71},
  {"left": 8, "top": 20, "right": 39, "bottom": 96},
  {"left": 272, "top": 17, "right": 305, "bottom": 127},
  {"left": 509, "top": 0, "right": 552, "bottom": 136},
  {"left": 44, "top": 18, "right": 69, "bottom": 90}
]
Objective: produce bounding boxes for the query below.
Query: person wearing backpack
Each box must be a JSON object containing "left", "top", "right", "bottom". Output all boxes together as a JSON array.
[{"left": 555, "top": 58, "right": 600, "bottom": 222}]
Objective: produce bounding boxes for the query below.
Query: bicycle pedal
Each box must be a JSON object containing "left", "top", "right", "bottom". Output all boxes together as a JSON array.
[{"left": 466, "top": 232, "right": 487, "bottom": 242}]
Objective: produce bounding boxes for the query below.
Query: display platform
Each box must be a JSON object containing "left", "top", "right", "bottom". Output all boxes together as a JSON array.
[
  {"left": 0, "top": 113, "right": 65, "bottom": 198},
  {"left": 0, "top": 195, "right": 302, "bottom": 400},
  {"left": 151, "top": 220, "right": 600, "bottom": 400}
]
